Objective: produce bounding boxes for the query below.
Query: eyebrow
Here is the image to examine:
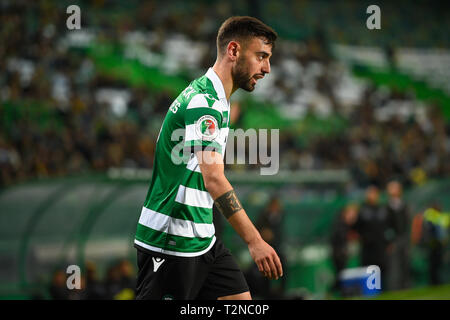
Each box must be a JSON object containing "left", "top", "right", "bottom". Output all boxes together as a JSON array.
[{"left": 256, "top": 51, "right": 271, "bottom": 58}]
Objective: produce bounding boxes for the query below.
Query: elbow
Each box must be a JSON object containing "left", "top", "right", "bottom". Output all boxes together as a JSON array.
[{"left": 203, "top": 172, "right": 226, "bottom": 195}]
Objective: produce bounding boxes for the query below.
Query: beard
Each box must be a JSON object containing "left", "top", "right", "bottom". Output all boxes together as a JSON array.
[{"left": 232, "top": 56, "right": 256, "bottom": 92}]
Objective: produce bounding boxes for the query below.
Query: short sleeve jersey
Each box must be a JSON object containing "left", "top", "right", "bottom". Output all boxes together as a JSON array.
[{"left": 134, "top": 68, "right": 230, "bottom": 257}]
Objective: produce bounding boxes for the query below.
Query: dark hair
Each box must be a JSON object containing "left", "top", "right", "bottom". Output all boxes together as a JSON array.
[{"left": 216, "top": 16, "right": 277, "bottom": 55}]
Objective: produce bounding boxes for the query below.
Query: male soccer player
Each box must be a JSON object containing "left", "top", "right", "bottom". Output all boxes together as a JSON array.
[{"left": 134, "top": 16, "right": 282, "bottom": 300}]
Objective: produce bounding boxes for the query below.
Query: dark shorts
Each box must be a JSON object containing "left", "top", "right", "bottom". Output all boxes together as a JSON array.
[{"left": 135, "top": 238, "right": 249, "bottom": 300}]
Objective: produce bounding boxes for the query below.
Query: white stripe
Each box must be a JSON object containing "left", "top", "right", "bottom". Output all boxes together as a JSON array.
[
  {"left": 134, "top": 237, "right": 216, "bottom": 257},
  {"left": 185, "top": 124, "right": 197, "bottom": 141},
  {"left": 175, "top": 185, "right": 213, "bottom": 208},
  {"left": 187, "top": 99, "right": 224, "bottom": 114},
  {"left": 219, "top": 127, "right": 229, "bottom": 141},
  {"left": 186, "top": 154, "right": 201, "bottom": 173},
  {"left": 206, "top": 68, "right": 226, "bottom": 100},
  {"left": 186, "top": 93, "right": 226, "bottom": 114},
  {"left": 218, "top": 127, "right": 229, "bottom": 157},
  {"left": 186, "top": 94, "right": 208, "bottom": 109},
  {"left": 138, "top": 207, "right": 214, "bottom": 238},
  {"left": 224, "top": 98, "right": 230, "bottom": 124},
  {"left": 211, "top": 100, "right": 226, "bottom": 113},
  {"left": 185, "top": 125, "right": 228, "bottom": 143}
]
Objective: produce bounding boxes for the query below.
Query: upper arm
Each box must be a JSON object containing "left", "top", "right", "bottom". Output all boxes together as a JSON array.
[
  {"left": 195, "top": 150, "right": 225, "bottom": 182},
  {"left": 195, "top": 149, "right": 233, "bottom": 200},
  {"left": 184, "top": 93, "right": 229, "bottom": 195}
]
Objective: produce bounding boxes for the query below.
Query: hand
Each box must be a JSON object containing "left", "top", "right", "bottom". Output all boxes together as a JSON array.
[{"left": 248, "top": 238, "right": 283, "bottom": 280}]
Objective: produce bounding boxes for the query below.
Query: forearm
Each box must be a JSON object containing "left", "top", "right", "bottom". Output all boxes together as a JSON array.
[
  {"left": 196, "top": 140, "right": 282, "bottom": 279},
  {"left": 206, "top": 175, "right": 262, "bottom": 245},
  {"left": 226, "top": 209, "right": 262, "bottom": 245},
  {"left": 215, "top": 188, "right": 282, "bottom": 280},
  {"left": 196, "top": 150, "right": 263, "bottom": 246}
]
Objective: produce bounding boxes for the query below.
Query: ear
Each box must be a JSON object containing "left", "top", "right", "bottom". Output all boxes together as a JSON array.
[{"left": 226, "top": 41, "right": 240, "bottom": 62}]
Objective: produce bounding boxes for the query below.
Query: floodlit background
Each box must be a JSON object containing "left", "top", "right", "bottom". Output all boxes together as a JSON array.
[{"left": 0, "top": 0, "right": 449, "bottom": 300}]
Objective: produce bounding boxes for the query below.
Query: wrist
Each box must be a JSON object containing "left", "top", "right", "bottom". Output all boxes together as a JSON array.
[{"left": 246, "top": 231, "right": 263, "bottom": 246}]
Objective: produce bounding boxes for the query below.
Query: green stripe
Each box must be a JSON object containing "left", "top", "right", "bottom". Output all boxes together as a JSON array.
[
  {"left": 135, "top": 224, "right": 214, "bottom": 253},
  {"left": 143, "top": 203, "right": 213, "bottom": 224},
  {"left": 185, "top": 108, "right": 223, "bottom": 125},
  {"left": 195, "top": 76, "right": 219, "bottom": 102},
  {"left": 182, "top": 170, "right": 207, "bottom": 191},
  {"left": 222, "top": 111, "right": 229, "bottom": 125}
]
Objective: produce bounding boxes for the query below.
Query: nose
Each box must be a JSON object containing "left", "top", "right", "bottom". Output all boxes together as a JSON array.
[{"left": 262, "top": 59, "right": 270, "bottom": 74}]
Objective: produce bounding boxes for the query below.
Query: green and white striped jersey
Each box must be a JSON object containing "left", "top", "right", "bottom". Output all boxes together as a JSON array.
[{"left": 134, "top": 68, "right": 230, "bottom": 257}]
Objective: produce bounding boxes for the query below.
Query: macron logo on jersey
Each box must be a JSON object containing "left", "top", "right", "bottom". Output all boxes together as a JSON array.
[{"left": 152, "top": 257, "right": 165, "bottom": 272}]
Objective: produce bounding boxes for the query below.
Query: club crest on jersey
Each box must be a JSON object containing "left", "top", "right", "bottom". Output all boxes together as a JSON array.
[{"left": 195, "top": 115, "right": 219, "bottom": 141}]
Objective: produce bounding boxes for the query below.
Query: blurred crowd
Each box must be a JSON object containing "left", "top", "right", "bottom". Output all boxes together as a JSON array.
[
  {"left": 329, "top": 181, "right": 449, "bottom": 297},
  {"left": 1, "top": 1, "right": 449, "bottom": 189},
  {"left": 0, "top": 1, "right": 168, "bottom": 184},
  {"left": 47, "top": 259, "right": 135, "bottom": 300},
  {"left": 243, "top": 181, "right": 449, "bottom": 299}
]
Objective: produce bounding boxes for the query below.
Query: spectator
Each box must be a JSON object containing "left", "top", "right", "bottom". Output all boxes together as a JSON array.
[
  {"left": 330, "top": 203, "right": 359, "bottom": 294},
  {"left": 48, "top": 269, "right": 69, "bottom": 300},
  {"left": 353, "top": 186, "right": 397, "bottom": 291},
  {"left": 386, "top": 180, "right": 411, "bottom": 289},
  {"left": 104, "top": 264, "right": 123, "bottom": 299},
  {"left": 116, "top": 259, "right": 136, "bottom": 300},
  {"left": 67, "top": 275, "right": 88, "bottom": 300},
  {"left": 422, "top": 203, "right": 450, "bottom": 285},
  {"left": 245, "top": 196, "right": 286, "bottom": 299},
  {"left": 85, "top": 261, "right": 107, "bottom": 300},
  {"left": 101, "top": 260, "right": 136, "bottom": 300},
  {"left": 256, "top": 196, "right": 284, "bottom": 251}
]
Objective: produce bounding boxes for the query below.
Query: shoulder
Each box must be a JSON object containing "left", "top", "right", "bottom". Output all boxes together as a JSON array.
[
  {"left": 178, "top": 76, "right": 225, "bottom": 115},
  {"left": 185, "top": 93, "right": 212, "bottom": 109},
  {"left": 178, "top": 80, "right": 214, "bottom": 103},
  {"left": 193, "top": 75, "right": 220, "bottom": 101},
  {"left": 184, "top": 90, "right": 222, "bottom": 114}
]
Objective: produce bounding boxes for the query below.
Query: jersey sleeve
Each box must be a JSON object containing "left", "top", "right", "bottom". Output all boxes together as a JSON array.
[{"left": 184, "top": 94, "right": 224, "bottom": 154}]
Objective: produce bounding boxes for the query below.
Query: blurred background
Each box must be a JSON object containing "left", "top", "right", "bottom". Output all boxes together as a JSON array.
[{"left": 0, "top": 0, "right": 449, "bottom": 300}]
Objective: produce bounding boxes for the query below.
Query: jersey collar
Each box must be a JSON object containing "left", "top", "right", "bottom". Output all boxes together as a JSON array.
[{"left": 205, "top": 67, "right": 227, "bottom": 103}]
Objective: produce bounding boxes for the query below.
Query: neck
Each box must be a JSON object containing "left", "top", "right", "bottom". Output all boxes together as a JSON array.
[{"left": 212, "top": 59, "right": 236, "bottom": 101}]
